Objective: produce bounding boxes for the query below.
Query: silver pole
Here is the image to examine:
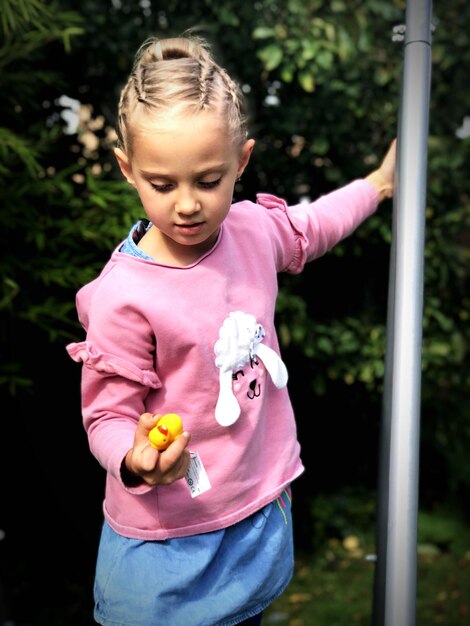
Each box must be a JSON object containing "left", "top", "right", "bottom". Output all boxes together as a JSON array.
[{"left": 373, "top": 2, "right": 433, "bottom": 626}]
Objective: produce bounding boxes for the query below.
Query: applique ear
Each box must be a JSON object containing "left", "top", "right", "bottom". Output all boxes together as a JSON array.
[
  {"left": 256, "top": 344, "right": 288, "bottom": 388},
  {"left": 215, "top": 370, "right": 241, "bottom": 426}
]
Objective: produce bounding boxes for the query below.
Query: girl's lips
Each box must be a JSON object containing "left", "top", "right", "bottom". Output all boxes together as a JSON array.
[{"left": 174, "top": 222, "right": 205, "bottom": 235}]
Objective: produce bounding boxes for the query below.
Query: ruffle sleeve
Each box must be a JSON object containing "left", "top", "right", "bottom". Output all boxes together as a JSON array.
[
  {"left": 66, "top": 340, "right": 161, "bottom": 389},
  {"left": 255, "top": 193, "right": 309, "bottom": 274}
]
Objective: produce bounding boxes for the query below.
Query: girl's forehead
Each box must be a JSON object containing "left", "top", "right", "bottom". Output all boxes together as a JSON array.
[
  {"left": 130, "top": 110, "right": 240, "bottom": 171},
  {"left": 133, "top": 107, "right": 229, "bottom": 140}
]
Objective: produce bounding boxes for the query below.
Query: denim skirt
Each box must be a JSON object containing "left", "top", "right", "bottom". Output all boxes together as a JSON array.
[{"left": 93, "top": 487, "right": 293, "bottom": 626}]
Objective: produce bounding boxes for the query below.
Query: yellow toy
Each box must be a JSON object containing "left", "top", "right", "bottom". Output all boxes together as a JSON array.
[{"left": 148, "top": 413, "right": 184, "bottom": 451}]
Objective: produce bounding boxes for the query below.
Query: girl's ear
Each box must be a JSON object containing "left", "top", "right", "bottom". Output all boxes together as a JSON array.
[
  {"left": 114, "top": 147, "right": 136, "bottom": 187},
  {"left": 237, "top": 138, "right": 255, "bottom": 178}
]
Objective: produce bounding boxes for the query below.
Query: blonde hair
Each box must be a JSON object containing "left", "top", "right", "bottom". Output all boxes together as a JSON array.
[{"left": 116, "top": 35, "right": 249, "bottom": 155}]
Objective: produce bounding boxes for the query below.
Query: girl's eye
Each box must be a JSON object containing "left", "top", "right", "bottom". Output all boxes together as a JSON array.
[
  {"left": 150, "top": 182, "right": 173, "bottom": 193},
  {"left": 150, "top": 178, "right": 222, "bottom": 193},
  {"left": 199, "top": 178, "right": 222, "bottom": 189}
]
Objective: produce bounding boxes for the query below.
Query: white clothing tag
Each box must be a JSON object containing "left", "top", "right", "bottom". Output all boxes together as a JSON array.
[{"left": 185, "top": 451, "right": 211, "bottom": 497}]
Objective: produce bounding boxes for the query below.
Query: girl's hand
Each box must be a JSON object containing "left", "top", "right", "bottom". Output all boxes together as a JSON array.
[
  {"left": 366, "top": 138, "right": 397, "bottom": 202},
  {"left": 122, "top": 412, "right": 191, "bottom": 487}
]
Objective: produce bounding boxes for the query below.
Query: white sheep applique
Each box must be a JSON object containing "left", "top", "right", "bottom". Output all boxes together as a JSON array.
[{"left": 214, "top": 311, "right": 288, "bottom": 426}]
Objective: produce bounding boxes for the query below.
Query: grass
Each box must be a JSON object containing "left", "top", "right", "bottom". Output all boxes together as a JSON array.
[{"left": 263, "top": 528, "right": 470, "bottom": 625}]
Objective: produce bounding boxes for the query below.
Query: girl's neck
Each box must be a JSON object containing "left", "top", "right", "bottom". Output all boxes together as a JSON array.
[{"left": 138, "top": 224, "right": 219, "bottom": 267}]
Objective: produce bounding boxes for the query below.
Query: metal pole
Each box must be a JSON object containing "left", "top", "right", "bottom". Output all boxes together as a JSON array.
[{"left": 373, "top": 2, "right": 433, "bottom": 626}]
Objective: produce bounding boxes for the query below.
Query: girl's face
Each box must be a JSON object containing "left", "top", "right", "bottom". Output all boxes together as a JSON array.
[{"left": 115, "top": 111, "right": 254, "bottom": 265}]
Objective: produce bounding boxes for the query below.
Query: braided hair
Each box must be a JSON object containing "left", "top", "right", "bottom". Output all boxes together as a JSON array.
[{"left": 116, "top": 35, "right": 249, "bottom": 155}]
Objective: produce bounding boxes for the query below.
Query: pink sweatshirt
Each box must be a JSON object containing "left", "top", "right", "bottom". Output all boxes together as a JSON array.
[{"left": 66, "top": 180, "right": 378, "bottom": 540}]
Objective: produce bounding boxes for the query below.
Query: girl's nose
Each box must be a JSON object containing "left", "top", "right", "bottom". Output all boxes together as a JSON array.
[{"left": 175, "top": 191, "right": 200, "bottom": 215}]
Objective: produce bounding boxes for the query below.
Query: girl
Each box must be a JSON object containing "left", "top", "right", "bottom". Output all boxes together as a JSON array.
[{"left": 67, "top": 34, "right": 396, "bottom": 626}]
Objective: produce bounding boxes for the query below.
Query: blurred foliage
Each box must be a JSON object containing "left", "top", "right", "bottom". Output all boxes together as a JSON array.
[
  {"left": 419, "top": 507, "right": 470, "bottom": 556},
  {"left": 309, "top": 486, "right": 378, "bottom": 552},
  {"left": 308, "top": 486, "right": 470, "bottom": 555},
  {"left": 1, "top": 0, "right": 469, "bottom": 504}
]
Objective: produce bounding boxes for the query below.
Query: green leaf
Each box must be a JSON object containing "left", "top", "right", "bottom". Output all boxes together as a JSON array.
[
  {"left": 252, "top": 26, "right": 275, "bottom": 39},
  {"left": 257, "top": 44, "right": 283, "bottom": 71},
  {"left": 298, "top": 69, "right": 315, "bottom": 92},
  {"left": 316, "top": 49, "right": 334, "bottom": 70},
  {"left": 280, "top": 64, "right": 294, "bottom": 82}
]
